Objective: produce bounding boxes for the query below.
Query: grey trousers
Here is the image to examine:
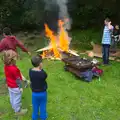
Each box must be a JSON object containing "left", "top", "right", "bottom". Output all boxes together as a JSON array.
[{"left": 8, "top": 87, "right": 22, "bottom": 113}]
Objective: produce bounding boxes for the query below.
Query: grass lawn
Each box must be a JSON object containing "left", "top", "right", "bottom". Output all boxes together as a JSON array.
[{"left": 0, "top": 30, "right": 120, "bottom": 120}]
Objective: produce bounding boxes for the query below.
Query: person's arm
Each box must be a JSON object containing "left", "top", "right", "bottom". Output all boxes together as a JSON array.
[
  {"left": 12, "top": 66, "right": 23, "bottom": 90},
  {"left": 16, "top": 78, "right": 22, "bottom": 89},
  {"left": 43, "top": 70, "right": 48, "bottom": 79},
  {"left": 15, "top": 38, "right": 29, "bottom": 53},
  {"left": 108, "top": 22, "right": 114, "bottom": 30},
  {"left": 21, "top": 73, "right": 30, "bottom": 88}
]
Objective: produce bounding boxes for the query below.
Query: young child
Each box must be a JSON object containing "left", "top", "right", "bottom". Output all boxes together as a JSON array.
[
  {"left": 111, "top": 24, "right": 120, "bottom": 52},
  {"left": 3, "top": 50, "right": 27, "bottom": 115},
  {"left": 102, "top": 18, "right": 114, "bottom": 65},
  {"left": 29, "top": 55, "right": 48, "bottom": 120}
]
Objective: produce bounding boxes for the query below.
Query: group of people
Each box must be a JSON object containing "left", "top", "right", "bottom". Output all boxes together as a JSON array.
[
  {"left": 102, "top": 18, "right": 120, "bottom": 65},
  {"left": 0, "top": 28, "right": 48, "bottom": 120},
  {"left": 0, "top": 18, "right": 119, "bottom": 120}
]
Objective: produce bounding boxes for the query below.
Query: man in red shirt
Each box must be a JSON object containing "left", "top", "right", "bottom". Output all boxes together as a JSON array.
[{"left": 0, "top": 27, "right": 30, "bottom": 55}]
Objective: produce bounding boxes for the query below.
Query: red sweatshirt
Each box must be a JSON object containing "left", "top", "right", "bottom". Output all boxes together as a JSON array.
[
  {"left": 0, "top": 36, "right": 28, "bottom": 53},
  {"left": 4, "top": 65, "right": 22, "bottom": 88}
]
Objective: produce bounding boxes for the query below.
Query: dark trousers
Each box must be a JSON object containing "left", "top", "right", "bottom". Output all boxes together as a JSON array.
[
  {"left": 102, "top": 44, "right": 110, "bottom": 64},
  {"left": 111, "top": 39, "right": 117, "bottom": 52},
  {"left": 32, "top": 92, "right": 47, "bottom": 120}
]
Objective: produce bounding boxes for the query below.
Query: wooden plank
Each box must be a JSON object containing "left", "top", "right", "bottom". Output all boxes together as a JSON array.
[
  {"left": 68, "top": 50, "right": 79, "bottom": 56},
  {"left": 36, "top": 46, "right": 79, "bottom": 57},
  {"left": 88, "top": 43, "right": 120, "bottom": 61},
  {"left": 86, "top": 51, "right": 116, "bottom": 60},
  {"left": 62, "top": 56, "right": 93, "bottom": 70},
  {"left": 58, "top": 48, "right": 79, "bottom": 56},
  {"left": 36, "top": 46, "right": 52, "bottom": 52},
  {"left": 65, "top": 65, "right": 82, "bottom": 78}
]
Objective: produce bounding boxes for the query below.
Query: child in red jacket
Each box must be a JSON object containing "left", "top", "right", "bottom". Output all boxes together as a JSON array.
[{"left": 3, "top": 50, "right": 27, "bottom": 115}]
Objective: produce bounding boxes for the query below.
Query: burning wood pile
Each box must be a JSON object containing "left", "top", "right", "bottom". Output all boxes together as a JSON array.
[
  {"left": 36, "top": 19, "right": 101, "bottom": 81},
  {"left": 37, "top": 19, "right": 79, "bottom": 60}
]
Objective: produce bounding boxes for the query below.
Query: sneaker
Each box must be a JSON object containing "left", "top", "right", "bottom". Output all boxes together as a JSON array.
[{"left": 15, "top": 109, "right": 28, "bottom": 116}]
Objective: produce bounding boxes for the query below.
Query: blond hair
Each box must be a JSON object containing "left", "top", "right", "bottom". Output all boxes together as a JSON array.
[{"left": 3, "top": 50, "right": 17, "bottom": 65}]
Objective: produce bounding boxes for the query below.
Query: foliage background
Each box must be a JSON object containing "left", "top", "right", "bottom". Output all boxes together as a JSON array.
[{"left": 0, "top": 0, "right": 120, "bottom": 31}]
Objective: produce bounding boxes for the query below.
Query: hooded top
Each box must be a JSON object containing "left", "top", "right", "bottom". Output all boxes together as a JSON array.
[{"left": 0, "top": 36, "right": 28, "bottom": 53}]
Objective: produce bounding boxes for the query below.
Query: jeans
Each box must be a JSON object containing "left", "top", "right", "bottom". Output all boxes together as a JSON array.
[
  {"left": 32, "top": 91, "right": 47, "bottom": 120},
  {"left": 102, "top": 44, "right": 110, "bottom": 64}
]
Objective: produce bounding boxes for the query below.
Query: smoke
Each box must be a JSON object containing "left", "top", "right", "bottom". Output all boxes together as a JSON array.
[
  {"left": 43, "top": 0, "right": 72, "bottom": 30},
  {"left": 44, "top": 0, "right": 57, "bottom": 11},
  {"left": 56, "top": 0, "right": 72, "bottom": 30}
]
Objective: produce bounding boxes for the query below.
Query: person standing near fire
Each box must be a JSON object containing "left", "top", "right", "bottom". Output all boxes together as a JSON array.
[
  {"left": 0, "top": 27, "right": 31, "bottom": 83},
  {"left": 111, "top": 24, "right": 120, "bottom": 53},
  {"left": 29, "top": 55, "right": 48, "bottom": 120},
  {"left": 102, "top": 18, "right": 114, "bottom": 65},
  {"left": 3, "top": 50, "right": 28, "bottom": 115}
]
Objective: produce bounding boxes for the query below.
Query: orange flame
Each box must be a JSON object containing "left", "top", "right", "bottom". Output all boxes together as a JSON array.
[
  {"left": 42, "top": 20, "right": 70, "bottom": 58},
  {"left": 44, "top": 24, "right": 60, "bottom": 58},
  {"left": 41, "top": 51, "right": 46, "bottom": 58},
  {"left": 58, "top": 20, "right": 69, "bottom": 51}
]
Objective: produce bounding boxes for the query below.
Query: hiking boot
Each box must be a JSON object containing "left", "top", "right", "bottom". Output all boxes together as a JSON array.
[{"left": 15, "top": 109, "right": 28, "bottom": 116}]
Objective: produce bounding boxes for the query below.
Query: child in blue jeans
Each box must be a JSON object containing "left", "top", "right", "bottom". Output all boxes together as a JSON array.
[{"left": 29, "top": 55, "right": 48, "bottom": 120}]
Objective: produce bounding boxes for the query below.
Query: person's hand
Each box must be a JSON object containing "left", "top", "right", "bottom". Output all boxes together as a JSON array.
[
  {"left": 26, "top": 80, "right": 30, "bottom": 84},
  {"left": 24, "top": 80, "right": 30, "bottom": 88},
  {"left": 20, "top": 88, "right": 23, "bottom": 93}
]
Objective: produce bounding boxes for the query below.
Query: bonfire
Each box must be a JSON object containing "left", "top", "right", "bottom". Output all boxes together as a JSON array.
[
  {"left": 36, "top": 19, "right": 101, "bottom": 79},
  {"left": 37, "top": 19, "right": 79, "bottom": 60}
]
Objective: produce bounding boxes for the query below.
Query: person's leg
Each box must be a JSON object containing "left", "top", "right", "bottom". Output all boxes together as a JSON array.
[
  {"left": 8, "top": 89, "right": 14, "bottom": 109},
  {"left": 11, "top": 89, "right": 28, "bottom": 115},
  {"left": 111, "top": 39, "right": 115, "bottom": 49},
  {"left": 32, "top": 92, "right": 39, "bottom": 120},
  {"left": 107, "top": 45, "right": 110, "bottom": 64},
  {"left": 13, "top": 91, "right": 22, "bottom": 113},
  {"left": 114, "top": 41, "right": 117, "bottom": 51},
  {"left": 112, "top": 39, "right": 116, "bottom": 53},
  {"left": 39, "top": 92, "right": 47, "bottom": 120},
  {"left": 105, "top": 45, "right": 110, "bottom": 64},
  {"left": 102, "top": 44, "right": 106, "bottom": 64}
]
